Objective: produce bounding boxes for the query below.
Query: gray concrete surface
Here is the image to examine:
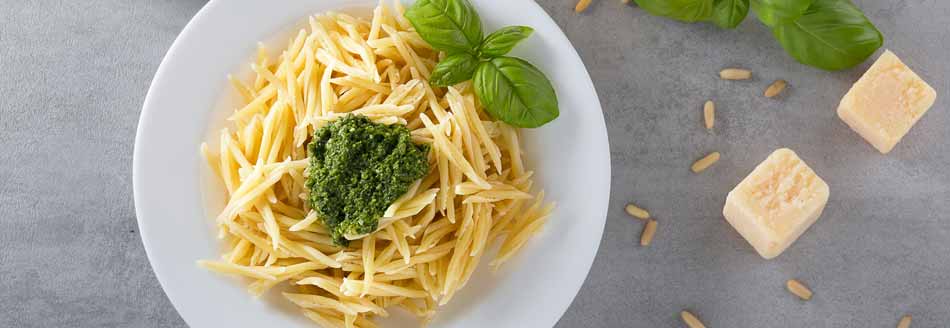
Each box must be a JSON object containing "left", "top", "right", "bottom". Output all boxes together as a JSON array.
[{"left": 1, "top": 0, "right": 948, "bottom": 327}]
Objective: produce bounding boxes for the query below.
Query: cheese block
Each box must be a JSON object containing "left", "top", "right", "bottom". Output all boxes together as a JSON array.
[
  {"left": 837, "top": 50, "right": 938, "bottom": 154},
  {"left": 723, "top": 149, "right": 830, "bottom": 259}
]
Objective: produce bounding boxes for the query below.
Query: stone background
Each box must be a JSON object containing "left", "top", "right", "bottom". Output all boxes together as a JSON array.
[{"left": 1, "top": 0, "right": 947, "bottom": 327}]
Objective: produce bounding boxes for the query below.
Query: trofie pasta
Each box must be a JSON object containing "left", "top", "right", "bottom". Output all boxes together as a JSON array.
[{"left": 198, "top": 1, "right": 554, "bottom": 326}]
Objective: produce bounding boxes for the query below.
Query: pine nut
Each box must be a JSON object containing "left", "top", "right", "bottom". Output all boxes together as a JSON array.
[
  {"left": 786, "top": 279, "right": 813, "bottom": 300},
  {"left": 691, "top": 152, "right": 720, "bottom": 173},
  {"left": 625, "top": 203, "right": 650, "bottom": 220},
  {"left": 720, "top": 68, "right": 752, "bottom": 80},
  {"left": 704, "top": 100, "right": 715, "bottom": 130},
  {"left": 765, "top": 79, "right": 788, "bottom": 98},
  {"left": 575, "top": 0, "right": 593, "bottom": 12},
  {"left": 681, "top": 310, "right": 707, "bottom": 328},
  {"left": 897, "top": 315, "right": 912, "bottom": 328},
  {"left": 640, "top": 219, "right": 657, "bottom": 246}
]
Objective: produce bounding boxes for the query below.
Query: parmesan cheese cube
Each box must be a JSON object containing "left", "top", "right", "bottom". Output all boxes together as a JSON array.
[
  {"left": 837, "top": 50, "right": 937, "bottom": 154},
  {"left": 723, "top": 149, "right": 830, "bottom": 259}
]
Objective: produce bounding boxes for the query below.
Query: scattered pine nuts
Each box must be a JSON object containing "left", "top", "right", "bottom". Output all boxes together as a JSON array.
[
  {"left": 575, "top": 0, "right": 593, "bottom": 12},
  {"left": 625, "top": 203, "right": 650, "bottom": 220},
  {"left": 719, "top": 68, "right": 752, "bottom": 80},
  {"left": 765, "top": 79, "right": 788, "bottom": 98},
  {"left": 704, "top": 100, "right": 715, "bottom": 130},
  {"left": 786, "top": 279, "right": 813, "bottom": 300},
  {"left": 640, "top": 219, "right": 657, "bottom": 246},
  {"left": 897, "top": 315, "right": 912, "bottom": 328},
  {"left": 691, "top": 152, "right": 721, "bottom": 173},
  {"left": 680, "top": 310, "right": 707, "bottom": 328}
]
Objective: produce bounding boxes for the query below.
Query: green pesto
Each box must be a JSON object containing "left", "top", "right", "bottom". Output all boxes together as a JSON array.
[{"left": 305, "top": 115, "right": 430, "bottom": 246}]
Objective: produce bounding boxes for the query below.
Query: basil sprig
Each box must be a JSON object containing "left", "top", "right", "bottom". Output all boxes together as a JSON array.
[
  {"left": 772, "top": 0, "right": 882, "bottom": 70},
  {"left": 633, "top": 0, "right": 882, "bottom": 71},
  {"left": 711, "top": 0, "right": 750, "bottom": 28},
  {"left": 429, "top": 53, "right": 480, "bottom": 87},
  {"left": 479, "top": 26, "right": 535, "bottom": 57},
  {"left": 406, "top": 0, "right": 558, "bottom": 128},
  {"left": 751, "top": 0, "right": 813, "bottom": 27},
  {"left": 404, "top": 0, "right": 483, "bottom": 54},
  {"left": 635, "top": 0, "right": 714, "bottom": 23},
  {"left": 474, "top": 57, "right": 558, "bottom": 128}
]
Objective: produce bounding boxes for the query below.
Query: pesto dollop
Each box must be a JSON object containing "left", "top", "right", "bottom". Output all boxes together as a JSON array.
[{"left": 305, "top": 115, "right": 430, "bottom": 246}]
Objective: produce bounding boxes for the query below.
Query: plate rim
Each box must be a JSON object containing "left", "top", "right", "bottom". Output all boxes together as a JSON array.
[
  {"left": 133, "top": 0, "right": 221, "bottom": 323},
  {"left": 133, "top": 0, "right": 612, "bottom": 326}
]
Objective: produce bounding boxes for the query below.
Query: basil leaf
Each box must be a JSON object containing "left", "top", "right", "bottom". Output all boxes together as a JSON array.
[
  {"left": 428, "top": 53, "right": 479, "bottom": 87},
  {"left": 633, "top": 0, "right": 715, "bottom": 23},
  {"left": 751, "top": 0, "right": 813, "bottom": 27},
  {"left": 473, "top": 57, "right": 558, "bottom": 128},
  {"left": 404, "top": 0, "right": 483, "bottom": 54},
  {"left": 479, "top": 26, "right": 534, "bottom": 58},
  {"left": 772, "top": 0, "right": 882, "bottom": 70},
  {"left": 710, "top": 0, "right": 750, "bottom": 28}
]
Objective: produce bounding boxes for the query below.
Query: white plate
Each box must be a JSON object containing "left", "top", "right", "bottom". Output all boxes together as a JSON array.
[{"left": 133, "top": 0, "right": 610, "bottom": 327}]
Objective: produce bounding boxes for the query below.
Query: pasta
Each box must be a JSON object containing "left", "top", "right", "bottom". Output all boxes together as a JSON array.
[{"left": 199, "top": 1, "right": 554, "bottom": 327}]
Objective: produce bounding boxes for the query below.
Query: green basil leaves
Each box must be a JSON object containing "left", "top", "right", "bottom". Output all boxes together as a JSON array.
[
  {"left": 773, "top": 0, "right": 882, "bottom": 70},
  {"left": 634, "top": 0, "right": 749, "bottom": 28},
  {"left": 710, "top": 0, "right": 750, "bottom": 28},
  {"left": 406, "top": 0, "right": 558, "bottom": 128},
  {"left": 429, "top": 53, "right": 480, "bottom": 87},
  {"left": 751, "top": 0, "right": 813, "bottom": 27},
  {"left": 479, "top": 26, "right": 534, "bottom": 57},
  {"left": 632, "top": 0, "right": 882, "bottom": 70},
  {"left": 634, "top": 0, "right": 715, "bottom": 23},
  {"left": 474, "top": 58, "right": 559, "bottom": 128},
  {"left": 404, "top": 0, "right": 483, "bottom": 54}
]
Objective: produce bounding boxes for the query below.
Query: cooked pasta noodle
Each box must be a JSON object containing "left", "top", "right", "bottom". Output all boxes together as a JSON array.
[{"left": 199, "top": 1, "right": 554, "bottom": 326}]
